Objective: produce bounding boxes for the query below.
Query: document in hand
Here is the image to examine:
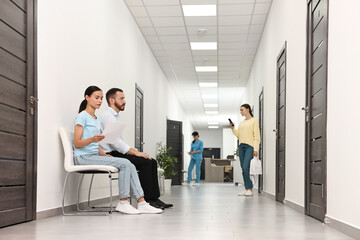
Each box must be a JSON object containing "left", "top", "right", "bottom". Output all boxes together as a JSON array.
[{"left": 100, "top": 122, "right": 126, "bottom": 144}]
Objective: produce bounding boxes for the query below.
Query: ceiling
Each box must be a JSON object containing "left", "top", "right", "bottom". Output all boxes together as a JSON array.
[{"left": 124, "top": 0, "right": 272, "bottom": 129}]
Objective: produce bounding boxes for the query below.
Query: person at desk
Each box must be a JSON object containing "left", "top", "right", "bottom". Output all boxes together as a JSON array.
[
  {"left": 230, "top": 104, "right": 260, "bottom": 197},
  {"left": 186, "top": 132, "right": 204, "bottom": 186}
]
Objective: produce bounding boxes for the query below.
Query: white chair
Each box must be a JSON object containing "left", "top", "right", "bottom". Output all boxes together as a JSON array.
[{"left": 59, "top": 127, "right": 119, "bottom": 215}]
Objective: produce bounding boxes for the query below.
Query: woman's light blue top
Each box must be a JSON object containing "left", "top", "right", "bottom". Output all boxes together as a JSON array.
[
  {"left": 191, "top": 139, "right": 204, "bottom": 161},
  {"left": 73, "top": 111, "right": 101, "bottom": 157}
]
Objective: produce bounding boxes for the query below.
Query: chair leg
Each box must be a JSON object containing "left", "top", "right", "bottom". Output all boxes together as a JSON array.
[
  {"left": 108, "top": 172, "right": 113, "bottom": 214},
  {"left": 88, "top": 174, "right": 95, "bottom": 208},
  {"left": 62, "top": 172, "right": 71, "bottom": 215},
  {"left": 76, "top": 174, "right": 85, "bottom": 211}
]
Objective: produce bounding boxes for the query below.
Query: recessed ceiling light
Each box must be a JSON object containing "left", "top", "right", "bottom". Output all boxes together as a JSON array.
[
  {"left": 204, "top": 103, "right": 218, "bottom": 108},
  {"left": 182, "top": 5, "right": 217, "bottom": 17},
  {"left": 208, "top": 126, "right": 219, "bottom": 129},
  {"left": 199, "top": 82, "right": 218, "bottom": 88},
  {"left": 205, "top": 111, "right": 218, "bottom": 115},
  {"left": 208, "top": 121, "right": 219, "bottom": 125},
  {"left": 202, "top": 95, "right": 218, "bottom": 99},
  {"left": 196, "top": 66, "right": 218, "bottom": 72},
  {"left": 190, "top": 42, "right": 217, "bottom": 50}
]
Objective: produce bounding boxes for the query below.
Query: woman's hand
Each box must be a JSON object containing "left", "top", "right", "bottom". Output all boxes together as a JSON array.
[
  {"left": 230, "top": 124, "right": 234, "bottom": 129},
  {"left": 253, "top": 151, "right": 258, "bottom": 157},
  {"left": 188, "top": 151, "right": 192, "bottom": 155},
  {"left": 92, "top": 135, "right": 105, "bottom": 143}
]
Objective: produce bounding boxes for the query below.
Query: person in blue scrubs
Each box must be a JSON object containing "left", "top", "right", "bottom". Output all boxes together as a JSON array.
[{"left": 186, "top": 131, "right": 204, "bottom": 186}]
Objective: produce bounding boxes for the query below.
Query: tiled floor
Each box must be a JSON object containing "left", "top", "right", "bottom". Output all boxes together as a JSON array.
[{"left": 0, "top": 183, "right": 353, "bottom": 240}]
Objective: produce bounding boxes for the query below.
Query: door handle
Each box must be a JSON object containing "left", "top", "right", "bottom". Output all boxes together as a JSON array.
[
  {"left": 141, "top": 142, "right": 145, "bottom": 145},
  {"left": 302, "top": 106, "right": 309, "bottom": 113},
  {"left": 273, "top": 129, "right": 277, "bottom": 133},
  {"left": 29, "top": 96, "right": 39, "bottom": 115}
]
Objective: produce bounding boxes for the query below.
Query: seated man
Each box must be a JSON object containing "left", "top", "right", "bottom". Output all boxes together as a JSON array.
[{"left": 99, "top": 88, "right": 173, "bottom": 209}]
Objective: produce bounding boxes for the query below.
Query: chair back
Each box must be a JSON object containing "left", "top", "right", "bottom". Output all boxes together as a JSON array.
[{"left": 59, "top": 127, "right": 75, "bottom": 172}]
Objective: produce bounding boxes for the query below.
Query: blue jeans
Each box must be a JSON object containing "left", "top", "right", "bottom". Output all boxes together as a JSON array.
[
  {"left": 74, "top": 154, "right": 144, "bottom": 200},
  {"left": 238, "top": 144, "right": 253, "bottom": 189},
  {"left": 187, "top": 158, "right": 202, "bottom": 183}
]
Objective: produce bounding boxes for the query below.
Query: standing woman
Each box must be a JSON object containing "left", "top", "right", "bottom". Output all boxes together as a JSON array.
[
  {"left": 73, "top": 86, "right": 162, "bottom": 214},
  {"left": 186, "top": 132, "right": 204, "bottom": 186},
  {"left": 231, "top": 104, "right": 260, "bottom": 196}
]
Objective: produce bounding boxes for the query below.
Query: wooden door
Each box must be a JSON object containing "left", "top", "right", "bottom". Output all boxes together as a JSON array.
[
  {"left": 305, "top": 0, "right": 328, "bottom": 222},
  {"left": 166, "top": 119, "right": 183, "bottom": 185},
  {"left": 0, "top": 0, "right": 37, "bottom": 227},
  {"left": 275, "top": 43, "right": 287, "bottom": 203},
  {"left": 135, "top": 84, "right": 144, "bottom": 152}
]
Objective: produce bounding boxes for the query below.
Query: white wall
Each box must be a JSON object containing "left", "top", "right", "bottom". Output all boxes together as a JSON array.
[
  {"left": 199, "top": 129, "right": 223, "bottom": 151},
  {"left": 327, "top": 0, "right": 360, "bottom": 229},
  {"left": 37, "top": 0, "right": 193, "bottom": 212},
  {"left": 222, "top": 128, "right": 237, "bottom": 159},
  {"left": 244, "top": 0, "right": 307, "bottom": 206}
]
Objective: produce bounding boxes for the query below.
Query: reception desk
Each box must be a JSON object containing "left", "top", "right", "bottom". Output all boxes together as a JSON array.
[{"left": 204, "top": 158, "right": 234, "bottom": 182}]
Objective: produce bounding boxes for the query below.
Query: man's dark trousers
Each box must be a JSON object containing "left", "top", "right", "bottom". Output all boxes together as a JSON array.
[{"left": 108, "top": 151, "right": 160, "bottom": 201}]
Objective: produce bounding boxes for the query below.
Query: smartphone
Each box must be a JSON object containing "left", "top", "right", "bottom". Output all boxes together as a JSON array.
[{"left": 228, "top": 118, "right": 234, "bottom": 126}]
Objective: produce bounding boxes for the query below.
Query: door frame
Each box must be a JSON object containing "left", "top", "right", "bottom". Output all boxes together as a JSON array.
[
  {"left": 135, "top": 83, "right": 144, "bottom": 152},
  {"left": 258, "top": 88, "right": 264, "bottom": 193},
  {"left": 275, "top": 42, "right": 287, "bottom": 203},
  {"left": 304, "top": 0, "right": 328, "bottom": 220},
  {"left": 26, "top": 0, "right": 38, "bottom": 221}
]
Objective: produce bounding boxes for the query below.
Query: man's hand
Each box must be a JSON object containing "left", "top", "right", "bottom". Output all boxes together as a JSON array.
[{"left": 135, "top": 151, "right": 152, "bottom": 160}]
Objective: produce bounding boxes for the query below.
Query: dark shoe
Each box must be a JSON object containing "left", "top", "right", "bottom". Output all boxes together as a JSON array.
[
  {"left": 148, "top": 200, "right": 164, "bottom": 210},
  {"left": 155, "top": 199, "right": 173, "bottom": 208}
]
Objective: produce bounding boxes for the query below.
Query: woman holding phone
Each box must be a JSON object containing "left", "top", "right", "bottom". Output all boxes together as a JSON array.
[
  {"left": 73, "top": 86, "right": 162, "bottom": 214},
  {"left": 230, "top": 104, "right": 260, "bottom": 196}
]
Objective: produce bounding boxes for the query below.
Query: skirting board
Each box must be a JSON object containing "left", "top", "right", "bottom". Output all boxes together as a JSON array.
[
  {"left": 325, "top": 216, "right": 360, "bottom": 240},
  {"left": 36, "top": 195, "right": 120, "bottom": 219},
  {"left": 283, "top": 199, "right": 305, "bottom": 214},
  {"left": 263, "top": 192, "right": 359, "bottom": 239}
]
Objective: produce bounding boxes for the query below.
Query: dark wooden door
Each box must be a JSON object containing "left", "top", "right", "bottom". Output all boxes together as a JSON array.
[
  {"left": 258, "top": 89, "right": 264, "bottom": 193},
  {"left": 275, "top": 43, "right": 286, "bottom": 203},
  {"left": 305, "top": 0, "right": 328, "bottom": 222},
  {"left": 166, "top": 119, "right": 183, "bottom": 185},
  {"left": 0, "top": 0, "right": 37, "bottom": 227},
  {"left": 135, "top": 84, "right": 144, "bottom": 152}
]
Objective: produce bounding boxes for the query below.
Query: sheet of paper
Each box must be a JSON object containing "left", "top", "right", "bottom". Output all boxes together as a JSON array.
[{"left": 100, "top": 122, "right": 126, "bottom": 144}]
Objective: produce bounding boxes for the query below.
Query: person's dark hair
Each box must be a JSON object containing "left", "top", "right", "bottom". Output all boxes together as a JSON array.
[
  {"left": 192, "top": 131, "right": 199, "bottom": 143},
  {"left": 241, "top": 104, "right": 254, "bottom": 117},
  {"left": 106, "top": 88, "right": 123, "bottom": 105},
  {"left": 78, "top": 86, "right": 102, "bottom": 113}
]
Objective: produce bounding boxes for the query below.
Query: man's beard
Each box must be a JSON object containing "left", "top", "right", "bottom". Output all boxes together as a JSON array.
[{"left": 115, "top": 102, "right": 125, "bottom": 111}]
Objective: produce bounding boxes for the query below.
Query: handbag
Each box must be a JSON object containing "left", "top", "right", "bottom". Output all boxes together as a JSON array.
[{"left": 250, "top": 156, "right": 262, "bottom": 175}]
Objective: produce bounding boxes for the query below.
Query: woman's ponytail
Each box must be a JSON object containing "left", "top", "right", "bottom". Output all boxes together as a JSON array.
[
  {"left": 79, "top": 99, "right": 87, "bottom": 113},
  {"left": 78, "top": 86, "right": 102, "bottom": 113}
]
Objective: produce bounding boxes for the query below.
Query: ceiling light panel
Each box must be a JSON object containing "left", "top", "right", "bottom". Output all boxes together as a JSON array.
[
  {"left": 196, "top": 66, "right": 218, "bottom": 72},
  {"left": 205, "top": 111, "right": 218, "bottom": 115},
  {"left": 199, "top": 82, "right": 218, "bottom": 87},
  {"left": 208, "top": 126, "right": 219, "bottom": 129},
  {"left": 204, "top": 104, "right": 218, "bottom": 108},
  {"left": 182, "top": 5, "right": 217, "bottom": 16}
]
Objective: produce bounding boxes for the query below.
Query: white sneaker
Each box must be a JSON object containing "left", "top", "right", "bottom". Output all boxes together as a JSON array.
[
  {"left": 238, "top": 190, "right": 247, "bottom": 196},
  {"left": 182, "top": 182, "right": 191, "bottom": 186},
  {"left": 192, "top": 182, "right": 199, "bottom": 187},
  {"left": 245, "top": 190, "right": 253, "bottom": 196},
  {"left": 116, "top": 202, "right": 141, "bottom": 215},
  {"left": 137, "top": 202, "right": 163, "bottom": 214}
]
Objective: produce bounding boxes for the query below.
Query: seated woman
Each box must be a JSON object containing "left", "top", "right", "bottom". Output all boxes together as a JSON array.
[{"left": 73, "top": 85, "right": 162, "bottom": 215}]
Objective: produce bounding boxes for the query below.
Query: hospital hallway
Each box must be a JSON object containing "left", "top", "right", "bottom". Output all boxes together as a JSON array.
[{"left": 0, "top": 183, "right": 353, "bottom": 240}]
